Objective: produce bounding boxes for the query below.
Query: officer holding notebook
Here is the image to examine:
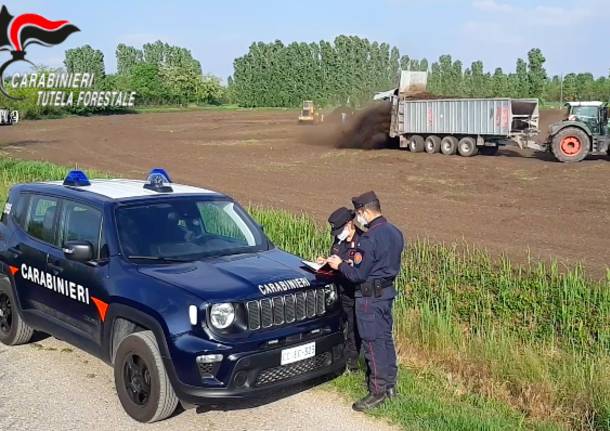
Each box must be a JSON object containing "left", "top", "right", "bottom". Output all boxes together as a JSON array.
[
  {"left": 326, "top": 191, "right": 404, "bottom": 412},
  {"left": 318, "top": 207, "right": 361, "bottom": 372}
]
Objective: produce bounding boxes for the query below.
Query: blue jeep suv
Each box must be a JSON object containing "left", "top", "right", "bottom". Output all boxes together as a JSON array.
[{"left": 0, "top": 169, "right": 345, "bottom": 422}]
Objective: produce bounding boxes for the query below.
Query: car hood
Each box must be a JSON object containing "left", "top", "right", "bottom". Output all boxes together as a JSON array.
[{"left": 137, "top": 249, "right": 328, "bottom": 302}]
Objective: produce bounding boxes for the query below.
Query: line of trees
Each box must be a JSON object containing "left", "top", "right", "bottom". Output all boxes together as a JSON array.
[
  {"left": 229, "top": 36, "right": 610, "bottom": 107},
  {"left": 63, "top": 42, "right": 225, "bottom": 106}
]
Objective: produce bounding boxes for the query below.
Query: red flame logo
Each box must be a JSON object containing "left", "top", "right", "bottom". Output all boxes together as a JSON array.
[{"left": 0, "top": 5, "right": 80, "bottom": 99}]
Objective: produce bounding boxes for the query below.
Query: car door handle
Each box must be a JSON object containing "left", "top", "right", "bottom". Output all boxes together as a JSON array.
[
  {"left": 47, "top": 261, "right": 63, "bottom": 274},
  {"left": 46, "top": 255, "right": 64, "bottom": 274}
]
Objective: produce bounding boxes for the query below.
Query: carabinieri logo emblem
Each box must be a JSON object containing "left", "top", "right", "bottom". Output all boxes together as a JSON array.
[{"left": 0, "top": 5, "right": 79, "bottom": 99}]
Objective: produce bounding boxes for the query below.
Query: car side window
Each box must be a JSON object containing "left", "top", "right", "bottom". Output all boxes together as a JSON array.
[
  {"left": 12, "top": 194, "right": 30, "bottom": 229},
  {"left": 1, "top": 192, "right": 29, "bottom": 227},
  {"left": 59, "top": 200, "right": 103, "bottom": 259},
  {"left": 25, "top": 195, "right": 59, "bottom": 245}
]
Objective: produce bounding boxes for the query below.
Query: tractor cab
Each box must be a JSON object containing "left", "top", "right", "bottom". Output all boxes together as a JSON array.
[{"left": 566, "top": 101, "right": 608, "bottom": 136}]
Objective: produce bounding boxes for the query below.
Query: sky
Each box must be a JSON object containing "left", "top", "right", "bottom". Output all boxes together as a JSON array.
[{"left": 1, "top": 0, "right": 608, "bottom": 82}]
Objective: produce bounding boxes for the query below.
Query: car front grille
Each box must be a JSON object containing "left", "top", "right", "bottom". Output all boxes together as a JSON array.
[
  {"left": 246, "top": 288, "right": 326, "bottom": 331},
  {"left": 254, "top": 352, "right": 332, "bottom": 387}
]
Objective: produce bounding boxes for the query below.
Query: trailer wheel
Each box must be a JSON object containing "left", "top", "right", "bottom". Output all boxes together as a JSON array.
[
  {"left": 440, "top": 136, "right": 458, "bottom": 155},
  {"left": 408, "top": 135, "right": 425, "bottom": 153},
  {"left": 551, "top": 128, "right": 589, "bottom": 163},
  {"left": 458, "top": 137, "right": 478, "bottom": 157},
  {"left": 425, "top": 136, "right": 441, "bottom": 154}
]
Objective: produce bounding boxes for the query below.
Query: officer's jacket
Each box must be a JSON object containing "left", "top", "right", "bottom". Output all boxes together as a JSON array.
[
  {"left": 338, "top": 216, "right": 404, "bottom": 299},
  {"left": 330, "top": 232, "right": 359, "bottom": 297}
]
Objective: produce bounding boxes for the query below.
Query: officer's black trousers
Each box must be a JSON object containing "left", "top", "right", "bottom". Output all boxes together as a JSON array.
[
  {"left": 355, "top": 296, "right": 397, "bottom": 394},
  {"left": 340, "top": 294, "right": 360, "bottom": 363}
]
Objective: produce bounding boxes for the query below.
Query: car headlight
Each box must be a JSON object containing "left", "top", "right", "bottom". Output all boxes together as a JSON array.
[
  {"left": 325, "top": 283, "right": 338, "bottom": 306},
  {"left": 210, "top": 303, "right": 235, "bottom": 329}
]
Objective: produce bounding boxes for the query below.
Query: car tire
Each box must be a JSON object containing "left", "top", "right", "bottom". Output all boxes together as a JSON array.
[
  {"left": 458, "top": 137, "right": 479, "bottom": 157},
  {"left": 424, "top": 135, "right": 441, "bottom": 154},
  {"left": 408, "top": 135, "right": 425, "bottom": 153},
  {"left": 551, "top": 127, "right": 590, "bottom": 163},
  {"left": 440, "top": 136, "right": 458, "bottom": 155},
  {"left": 114, "top": 330, "right": 178, "bottom": 423},
  {"left": 0, "top": 282, "right": 34, "bottom": 346}
]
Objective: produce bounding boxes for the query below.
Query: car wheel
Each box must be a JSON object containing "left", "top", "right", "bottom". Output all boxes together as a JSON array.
[
  {"left": 440, "top": 136, "right": 458, "bottom": 155},
  {"left": 0, "top": 282, "right": 34, "bottom": 346},
  {"left": 114, "top": 330, "right": 179, "bottom": 423}
]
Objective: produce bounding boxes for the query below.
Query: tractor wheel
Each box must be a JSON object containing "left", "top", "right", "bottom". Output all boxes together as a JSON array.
[
  {"left": 440, "top": 136, "right": 458, "bottom": 155},
  {"left": 408, "top": 135, "right": 425, "bottom": 153},
  {"left": 551, "top": 127, "right": 589, "bottom": 163},
  {"left": 424, "top": 135, "right": 441, "bottom": 154},
  {"left": 458, "top": 137, "right": 479, "bottom": 157}
]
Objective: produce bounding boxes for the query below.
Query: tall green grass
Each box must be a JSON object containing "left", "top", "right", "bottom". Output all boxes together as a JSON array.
[
  {"left": 2, "top": 157, "right": 609, "bottom": 429},
  {"left": 252, "top": 206, "right": 610, "bottom": 429}
]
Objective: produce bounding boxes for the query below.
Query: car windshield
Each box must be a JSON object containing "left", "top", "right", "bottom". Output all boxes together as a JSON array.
[{"left": 116, "top": 197, "right": 269, "bottom": 261}]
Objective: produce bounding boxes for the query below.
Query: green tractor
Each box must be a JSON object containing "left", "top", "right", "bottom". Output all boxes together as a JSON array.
[{"left": 548, "top": 101, "right": 609, "bottom": 162}]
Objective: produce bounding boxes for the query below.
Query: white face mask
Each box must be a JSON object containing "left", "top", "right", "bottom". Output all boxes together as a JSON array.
[
  {"left": 336, "top": 226, "right": 350, "bottom": 242},
  {"left": 356, "top": 213, "right": 368, "bottom": 227}
]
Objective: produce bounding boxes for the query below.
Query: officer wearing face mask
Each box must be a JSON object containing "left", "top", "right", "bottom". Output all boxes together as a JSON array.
[
  {"left": 317, "top": 207, "right": 361, "bottom": 372},
  {"left": 327, "top": 191, "right": 404, "bottom": 412}
]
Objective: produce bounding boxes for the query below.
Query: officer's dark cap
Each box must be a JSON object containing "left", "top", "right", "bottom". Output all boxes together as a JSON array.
[
  {"left": 328, "top": 207, "right": 354, "bottom": 236},
  {"left": 351, "top": 191, "right": 379, "bottom": 209}
]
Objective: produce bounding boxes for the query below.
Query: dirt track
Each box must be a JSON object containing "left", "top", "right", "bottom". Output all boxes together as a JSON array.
[
  {"left": 0, "top": 337, "right": 397, "bottom": 431},
  {"left": 0, "top": 110, "right": 608, "bottom": 275}
]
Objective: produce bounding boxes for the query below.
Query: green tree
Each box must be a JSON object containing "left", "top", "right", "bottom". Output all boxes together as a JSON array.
[
  {"left": 515, "top": 58, "right": 529, "bottom": 97},
  {"left": 116, "top": 43, "right": 143, "bottom": 75},
  {"left": 527, "top": 48, "right": 547, "bottom": 98},
  {"left": 64, "top": 45, "right": 105, "bottom": 81},
  {"left": 562, "top": 73, "right": 578, "bottom": 101},
  {"left": 125, "top": 63, "right": 165, "bottom": 104},
  {"left": 419, "top": 58, "right": 429, "bottom": 72},
  {"left": 491, "top": 68, "right": 509, "bottom": 96}
]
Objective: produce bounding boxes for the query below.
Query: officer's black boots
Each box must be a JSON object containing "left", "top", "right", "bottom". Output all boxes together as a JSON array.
[
  {"left": 386, "top": 386, "right": 397, "bottom": 399},
  {"left": 352, "top": 392, "right": 387, "bottom": 411}
]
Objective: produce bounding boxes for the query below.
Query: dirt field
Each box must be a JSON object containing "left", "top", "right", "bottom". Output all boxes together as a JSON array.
[{"left": 0, "top": 110, "right": 608, "bottom": 276}]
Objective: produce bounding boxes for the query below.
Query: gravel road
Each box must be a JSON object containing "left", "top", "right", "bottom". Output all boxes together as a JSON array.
[{"left": 0, "top": 336, "right": 398, "bottom": 431}]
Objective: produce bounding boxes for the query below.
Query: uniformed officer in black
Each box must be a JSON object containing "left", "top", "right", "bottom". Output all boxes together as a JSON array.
[
  {"left": 318, "top": 207, "right": 361, "bottom": 371},
  {"left": 327, "top": 191, "right": 404, "bottom": 411}
]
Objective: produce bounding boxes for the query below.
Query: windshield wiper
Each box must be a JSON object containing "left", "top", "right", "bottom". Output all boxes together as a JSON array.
[{"left": 127, "top": 255, "right": 193, "bottom": 263}]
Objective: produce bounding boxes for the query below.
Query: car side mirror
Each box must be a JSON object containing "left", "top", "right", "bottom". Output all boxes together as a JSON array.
[{"left": 63, "top": 241, "right": 94, "bottom": 262}]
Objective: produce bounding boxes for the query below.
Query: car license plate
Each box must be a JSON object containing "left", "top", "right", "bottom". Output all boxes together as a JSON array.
[{"left": 281, "top": 342, "right": 316, "bottom": 365}]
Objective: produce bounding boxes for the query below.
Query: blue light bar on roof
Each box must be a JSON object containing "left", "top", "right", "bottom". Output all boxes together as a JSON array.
[
  {"left": 149, "top": 168, "right": 172, "bottom": 183},
  {"left": 144, "top": 168, "right": 173, "bottom": 193},
  {"left": 63, "top": 170, "right": 91, "bottom": 187}
]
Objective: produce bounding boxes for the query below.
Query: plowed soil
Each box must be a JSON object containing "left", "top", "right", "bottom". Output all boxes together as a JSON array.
[{"left": 1, "top": 110, "right": 608, "bottom": 275}]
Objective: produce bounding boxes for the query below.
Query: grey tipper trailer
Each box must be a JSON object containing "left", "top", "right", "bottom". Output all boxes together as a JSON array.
[{"left": 389, "top": 97, "right": 540, "bottom": 157}]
